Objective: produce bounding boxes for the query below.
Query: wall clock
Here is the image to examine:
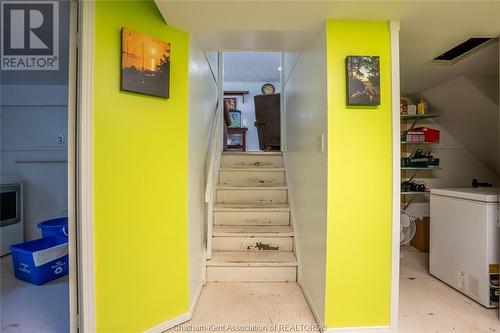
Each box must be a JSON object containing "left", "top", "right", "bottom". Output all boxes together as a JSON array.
[{"left": 261, "top": 83, "right": 275, "bottom": 95}]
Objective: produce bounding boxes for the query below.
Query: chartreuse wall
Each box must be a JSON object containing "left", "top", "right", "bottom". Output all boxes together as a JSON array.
[
  {"left": 94, "top": 1, "right": 189, "bottom": 331},
  {"left": 325, "top": 20, "right": 393, "bottom": 328}
]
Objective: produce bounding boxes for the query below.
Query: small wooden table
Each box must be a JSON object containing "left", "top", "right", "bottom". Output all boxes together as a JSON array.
[{"left": 226, "top": 127, "right": 248, "bottom": 151}]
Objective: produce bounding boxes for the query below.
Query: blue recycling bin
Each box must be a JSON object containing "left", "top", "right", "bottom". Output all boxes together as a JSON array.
[
  {"left": 10, "top": 236, "right": 69, "bottom": 285},
  {"left": 37, "top": 217, "right": 68, "bottom": 239}
]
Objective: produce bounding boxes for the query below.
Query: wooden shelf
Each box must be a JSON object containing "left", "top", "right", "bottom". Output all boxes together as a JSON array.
[
  {"left": 401, "top": 141, "right": 439, "bottom": 145},
  {"left": 401, "top": 167, "right": 441, "bottom": 170},
  {"left": 401, "top": 113, "right": 440, "bottom": 120},
  {"left": 401, "top": 191, "right": 430, "bottom": 195},
  {"left": 224, "top": 91, "right": 250, "bottom": 103}
]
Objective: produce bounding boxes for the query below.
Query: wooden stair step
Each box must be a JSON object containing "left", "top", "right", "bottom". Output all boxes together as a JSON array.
[
  {"left": 212, "top": 225, "right": 293, "bottom": 237},
  {"left": 221, "top": 151, "right": 283, "bottom": 156},
  {"left": 219, "top": 167, "right": 285, "bottom": 171},
  {"left": 207, "top": 251, "right": 297, "bottom": 267},
  {"left": 213, "top": 203, "right": 290, "bottom": 212},
  {"left": 216, "top": 185, "right": 288, "bottom": 190}
]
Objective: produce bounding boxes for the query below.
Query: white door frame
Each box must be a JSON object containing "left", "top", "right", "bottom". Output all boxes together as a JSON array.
[
  {"left": 67, "top": 1, "right": 78, "bottom": 332},
  {"left": 77, "top": 0, "right": 96, "bottom": 331},
  {"left": 389, "top": 20, "right": 401, "bottom": 333},
  {"left": 72, "top": 14, "right": 401, "bottom": 331},
  {"left": 280, "top": 53, "right": 286, "bottom": 152}
]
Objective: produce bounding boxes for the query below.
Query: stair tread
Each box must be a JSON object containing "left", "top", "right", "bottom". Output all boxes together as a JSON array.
[
  {"left": 213, "top": 225, "right": 293, "bottom": 236},
  {"left": 216, "top": 185, "right": 288, "bottom": 190},
  {"left": 222, "top": 151, "right": 283, "bottom": 156},
  {"left": 208, "top": 251, "right": 297, "bottom": 267},
  {"left": 219, "top": 167, "right": 285, "bottom": 171},
  {"left": 214, "top": 203, "right": 290, "bottom": 211},
  {"left": 218, "top": 183, "right": 286, "bottom": 188}
]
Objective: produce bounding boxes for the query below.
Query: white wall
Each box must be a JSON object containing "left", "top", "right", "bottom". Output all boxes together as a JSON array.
[
  {"left": 283, "top": 28, "right": 327, "bottom": 324},
  {"left": 1, "top": 85, "right": 68, "bottom": 241},
  {"left": 0, "top": 0, "right": 70, "bottom": 242},
  {"left": 420, "top": 76, "right": 499, "bottom": 175},
  {"left": 223, "top": 82, "right": 280, "bottom": 151},
  {"left": 188, "top": 42, "right": 218, "bottom": 304}
]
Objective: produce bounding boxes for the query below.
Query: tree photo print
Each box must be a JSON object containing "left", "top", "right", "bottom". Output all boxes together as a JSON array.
[{"left": 346, "top": 56, "right": 380, "bottom": 106}]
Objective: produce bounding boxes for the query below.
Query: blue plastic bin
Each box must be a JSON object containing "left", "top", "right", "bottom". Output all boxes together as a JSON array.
[
  {"left": 37, "top": 217, "right": 68, "bottom": 239},
  {"left": 10, "top": 237, "right": 69, "bottom": 285}
]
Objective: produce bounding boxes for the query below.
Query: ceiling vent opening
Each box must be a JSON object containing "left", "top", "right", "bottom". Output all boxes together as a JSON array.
[{"left": 432, "top": 37, "right": 496, "bottom": 65}]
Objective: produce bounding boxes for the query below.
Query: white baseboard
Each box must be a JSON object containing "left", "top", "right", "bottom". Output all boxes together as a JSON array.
[
  {"left": 298, "top": 280, "right": 324, "bottom": 329},
  {"left": 324, "top": 326, "right": 390, "bottom": 333},
  {"left": 143, "top": 283, "right": 204, "bottom": 333},
  {"left": 190, "top": 282, "right": 204, "bottom": 314}
]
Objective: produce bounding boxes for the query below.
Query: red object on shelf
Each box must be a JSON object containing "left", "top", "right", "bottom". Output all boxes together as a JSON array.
[{"left": 413, "top": 127, "right": 440, "bottom": 143}]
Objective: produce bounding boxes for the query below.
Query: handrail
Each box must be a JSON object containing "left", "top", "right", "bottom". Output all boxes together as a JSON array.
[
  {"left": 205, "top": 103, "right": 222, "bottom": 203},
  {"left": 205, "top": 52, "right": 223, "bottom": 260},
  {"left": 204, "top": 95, "right": 222, "bottom": 261}
]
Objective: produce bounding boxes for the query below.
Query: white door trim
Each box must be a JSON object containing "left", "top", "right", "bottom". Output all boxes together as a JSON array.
[
  {"left": 78, "top": 1, "right": 96, "bottom": 331},
  {"left": 280, "top": 52, "right": 286, "bottom": 152},
  {"left": 389, "top": 20, "right": 401, "bottom": 333},
  {"left": 325, "top": 326, "right": 390, "bottom": 333},
  {"left": 67, "top": 1, "right": 78, "bottom": 332}
]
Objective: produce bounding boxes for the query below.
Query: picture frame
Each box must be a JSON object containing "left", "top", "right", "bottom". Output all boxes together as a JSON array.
[
  {"left": 224, "top": 97, "right": 237, "bottom": 113},
  {"left": 121, "top": 28, "right": 171, "bottom": 98},
  {"left": 229, "top": 110, "right": 242, "bottom": 128},
  {"left": 346, "top": 56, "right": 380, "bottom": 106}
]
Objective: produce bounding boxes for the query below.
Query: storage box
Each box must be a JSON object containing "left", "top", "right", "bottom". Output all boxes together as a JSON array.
[
  {"left": 407, "top": 104, "right": 417, "bottom": 115},
  {"left": 408, "top": 158, "right": 429, "bottom": 168},
  {"left": 411, "top": 217, "right": 430, "bottom": 252},
  {"left": 10, "top": 237, "right": 69, "bottom": 285},
  {"left": 413, "top": 127, "right": 440, "bottom": 143},
  {"left": 405, "top": 130, "right": 425, "bottom": 143},
  {"left": 38, "top": 217, "right": 68, "bottom": 239}
]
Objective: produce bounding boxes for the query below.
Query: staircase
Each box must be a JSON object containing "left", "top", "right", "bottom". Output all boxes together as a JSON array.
[{"left": 206, "top": 151, "right": 298, "bottom": 282}]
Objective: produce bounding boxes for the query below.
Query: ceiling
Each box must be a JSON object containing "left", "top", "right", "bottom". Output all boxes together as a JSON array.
[
  {"left": 155, "top": 0, "right": 500, "bottom": 93},
  {"left": 224, "top": 52, "right": 281, "bottom": 82}
]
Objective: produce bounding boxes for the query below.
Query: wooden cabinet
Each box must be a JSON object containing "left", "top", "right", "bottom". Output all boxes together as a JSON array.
[
  {"left": 254, "top": 94, "right": 280, "bottom": 151},
  {"left": 227, "top": 127, "right": 248, "bottom": 151}
]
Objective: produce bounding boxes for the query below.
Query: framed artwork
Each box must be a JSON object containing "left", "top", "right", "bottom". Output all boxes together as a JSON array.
[
  {"left": 224, "top": 97, "right": 237, "bottom": 113},
  {"left": 121, "top": 28, "right": 171, "bottom": 98},
  {"left": 229, "top": 110, "right": 241, "bottom": 128},
  {"left": 346, "top": 56, "right": 380, "bottom": 106}
]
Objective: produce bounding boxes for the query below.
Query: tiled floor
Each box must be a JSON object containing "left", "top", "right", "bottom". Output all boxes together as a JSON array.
[
  {"left": 0, "top": 255, "right": 69, "bottom": 333},
  {"left": 399, "top": 246, "right": 499, "bottom": 333}
]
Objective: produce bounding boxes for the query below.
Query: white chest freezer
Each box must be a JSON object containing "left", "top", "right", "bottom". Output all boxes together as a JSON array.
[{"left": 430, "top": 188, "right": 499, "bottom": 308}]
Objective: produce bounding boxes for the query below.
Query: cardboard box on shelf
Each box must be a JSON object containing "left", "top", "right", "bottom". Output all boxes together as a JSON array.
[{"left": 411, "top": 216, "right": 430, "bottom": 252}]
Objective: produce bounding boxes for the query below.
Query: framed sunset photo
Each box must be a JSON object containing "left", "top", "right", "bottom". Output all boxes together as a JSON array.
[{"left": 121, "top": 28, "right": 171, "bottom": 98}]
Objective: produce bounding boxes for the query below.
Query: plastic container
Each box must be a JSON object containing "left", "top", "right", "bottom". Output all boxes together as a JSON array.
[
  {"left": 37, "top": 217, "right": 68, "bottom": 239},
  {"left": 413, "top": 127, "right": 440, "bottom": 143},
  {"left": 10, "top": 237, "right": 69, "bottom": 285}
]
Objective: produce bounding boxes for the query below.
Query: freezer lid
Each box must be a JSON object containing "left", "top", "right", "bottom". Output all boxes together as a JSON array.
[{"left": 430, "top": 187, "right": 500, "bottom": 203}]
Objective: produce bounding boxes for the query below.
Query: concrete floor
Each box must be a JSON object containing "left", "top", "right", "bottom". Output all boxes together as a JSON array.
[
  {"left": 176, "top": 249, "right": 499, "bottom": 333},
  {"left": 399, "top": 246, "right": 499, "bottom": 333},
  {"left": 0, "top": 254, "right": 69, "bottom": 333},
  {"left": 1, "top": 247, "right": 497, "bottom": 333},
  {"left": 171, "top": 282, "right": 319, "bottom": 333}
]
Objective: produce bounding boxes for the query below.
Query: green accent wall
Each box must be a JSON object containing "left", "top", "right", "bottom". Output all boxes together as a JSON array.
[
  {"left": 325, "top": 20, "right": 393, "bottom": 328},
  {"left": 94, "top": 1, "right": 190, "bottom": 331}
]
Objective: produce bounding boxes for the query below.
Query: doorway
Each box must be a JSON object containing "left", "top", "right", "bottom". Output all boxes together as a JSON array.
[
  {"left": 398, "top": 34, "right": 500, "bottom": 331},
  {"left": 222, "top": 52, "right": 282, "bottom": 152},
  {"left": 0, "top": 1, "right": 79, "bottom": 332}
]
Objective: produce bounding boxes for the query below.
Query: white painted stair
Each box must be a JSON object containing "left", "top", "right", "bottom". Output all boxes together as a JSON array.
[{"left": 207, "top": 151, "right": 298, "bottom": 282}]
